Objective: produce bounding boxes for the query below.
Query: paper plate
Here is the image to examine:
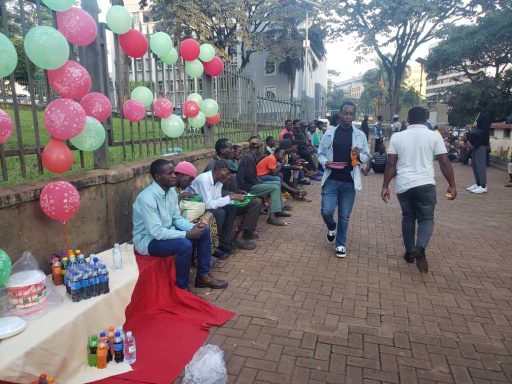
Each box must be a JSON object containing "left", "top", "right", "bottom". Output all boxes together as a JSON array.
[{"left": 0, "top": 316, "right": 27, "bottom": 339}]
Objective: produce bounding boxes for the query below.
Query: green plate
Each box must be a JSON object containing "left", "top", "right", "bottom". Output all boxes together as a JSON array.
[{"left": 231, "top": 195, "right": 256, "bottom": 207}]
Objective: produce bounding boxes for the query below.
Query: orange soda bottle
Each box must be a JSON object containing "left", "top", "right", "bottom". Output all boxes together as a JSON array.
[
  {"left": 51, "top": 258, "right": 63, "bottom": 286},
  {"left": 47, "top": 377, "right": 55, "bottom": 384},
  {"left": 351, "top": 147, "right": 358, "bottom": 167},
  {"left": 96, "top": 337, "right": 108, "bottom": 369},
  {"left": 108, "top": 326, "right": 116, "bottom": 360}
]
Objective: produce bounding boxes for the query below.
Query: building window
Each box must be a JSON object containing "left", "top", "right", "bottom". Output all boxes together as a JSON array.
[
  {"left": 189, "top": 80, "right": 195, "bottom": 92},
  {"left": 158, "top": 81, "right": 163, "bottom": 92},
  {"left": 265, "top": 86, "right": 277, "bottom": 99},
  {"left": 505, "top": 129, "right": 511, "bottom": 139},
  {"left": 156, "top": 60, "right": 163, "bottom": 70},
  {"left": 136, "top": 60, "right": 143, "bottom": 72},
  {"left": 168, "top": 80, "right": 174, "bottom": 92},
  {"left": 265, "top": 60, "right": 276, "bottom": 76},
  {"left": 198, "top": 79, "right": 203, "bottom": 92}
]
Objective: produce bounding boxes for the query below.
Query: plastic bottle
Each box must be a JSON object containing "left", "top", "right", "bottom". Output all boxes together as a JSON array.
[
  {"left": 112, "top": 243, "right": 123, "bottom": 269},
  {"left": 81, "top": 267, "right": 91, "bottom": 300},
  {"left": 90, "top": 265, "right": 98, "bottom": 297},
  {"left": 96, "top": 337, "right": 108, "bottom": 369},
  {"left": 47, "top": 377, "right": 55, "bottom": 384},
  {"left": 123, "top": 331, "right": 136, "bottom": 364},
  {"left": 69, "top": 255, "right": 77, "bottom": 268},
  {"left": 38, "top": 374, "right": 47, "bottom": 384},
  {"left": 351, "top": 147, "right": 358, "bottom": 167},
  {"left": 69, "top": 272, "right": 81, "bottom": 302},
  {"left": 108, "top": 326, "right": 116, "bottom": 359},
  {"left": 114, "top": 331, "right": 124, "bottom": 363},
  {"left": 78, "top": 253, "right": 86, "bottom": 264},
  {"left": 116, "top": 325, "right": 125, "bottom": 341},
  {"left": 88, "top": 335, "right": 98, "bottom": 367},
  {"left": 99, "top": 264, "right": 110, "bottom": 294},
  {"left": 51, "top": 258, "right": 63, "bottom": 286},
  {"left": 99, "top": 331, "right": 112, "bottom": 362}
]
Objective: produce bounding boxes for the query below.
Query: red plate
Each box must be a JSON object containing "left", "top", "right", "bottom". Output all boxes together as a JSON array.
[{"left": 329, "top": 162, "right": 348, "bottom": 169}]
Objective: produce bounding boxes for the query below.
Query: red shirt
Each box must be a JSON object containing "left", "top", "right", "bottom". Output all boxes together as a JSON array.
[
  {"left": 256, "top": 155, "right": 277, "bottom": 177},
  {"left": 279, "top": 128, "right": 294, "bottom": 140}
]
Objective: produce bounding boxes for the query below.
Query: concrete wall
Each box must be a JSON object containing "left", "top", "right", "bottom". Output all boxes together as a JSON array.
[{"left": 0, "top": 148, "right": 220, "bottom": 273}]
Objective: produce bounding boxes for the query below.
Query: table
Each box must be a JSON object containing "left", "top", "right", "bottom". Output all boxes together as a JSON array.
[{"left": 0, "top": 244, "right": 139, "bottom": 383}]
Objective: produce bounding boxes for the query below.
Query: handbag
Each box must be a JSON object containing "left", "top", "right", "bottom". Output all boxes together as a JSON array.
[{"left": 179, "top": 200, "right": 206, "bottom": 222}]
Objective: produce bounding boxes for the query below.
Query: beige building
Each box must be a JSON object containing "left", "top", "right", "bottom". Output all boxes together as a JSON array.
[
  {"left": 334, "top": 76, "right": 364, "bottom": 99},
  {"left": 403, "top": 64, "right": 427, "bottom": 98}
]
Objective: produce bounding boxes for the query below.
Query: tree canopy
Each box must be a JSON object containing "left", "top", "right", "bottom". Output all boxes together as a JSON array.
[{"left": 325, "top": 0, "right": 499, "bottom": 116}]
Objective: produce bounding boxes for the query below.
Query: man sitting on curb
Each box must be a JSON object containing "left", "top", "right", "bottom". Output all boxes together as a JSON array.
[
  {"left": 132, "top": 159, "right": 228, "bottom": 290},
  {"left": 238, "top": 136, "right": 291, "bottom": 226},
  {"left": 191, "top": 160, "right": 257, "bottom": 251}
]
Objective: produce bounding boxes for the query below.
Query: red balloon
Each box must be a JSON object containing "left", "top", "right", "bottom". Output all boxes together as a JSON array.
[
  {"left": 179, "top": 38, "right": 200, "bottom": 61},
  {"left": 153, "top": 98, "right": 173, "bottom": 118},
  {"left": 206, "top": 113, "right": 221, "bottom": 125},
  {"left": 44, "top": 98, "right": 86, "bottom": 140},
  {"left": 80, "top": 92, "right": 112, "bottom": 122},
  {"left": 123, "top": 99, "right": 146, "bottom": 122},
  {"left": 42, "top": 139, "right": 74, "bottom": 173},
  {"left": 203, "top": 56, "right": 224, "bottom": 77},
  {"left": 40, "top": 181, "right": 80, "bottom": 223},
  {"left": 0, "top": 109, "right": 14, "bottom": 144},
  {"left": 119, "top": 29, "right": 148, "bottom": 58},
  {"left": 57, "top": 7, "right": 97, "bottom": 46},
  {"left": 182, "top": 100, "right": 200, "bottom": 118},
  {"left": 48, "top": 60, "right": 92, "bottom": 100}
]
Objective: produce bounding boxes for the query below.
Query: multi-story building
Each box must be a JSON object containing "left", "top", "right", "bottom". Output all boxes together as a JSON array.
[
  {"left": 334, "top": 76, "right": 364, "bottom": 99},
  {"left": 425, "top": 69, "right": 470, "bottom": 100}
]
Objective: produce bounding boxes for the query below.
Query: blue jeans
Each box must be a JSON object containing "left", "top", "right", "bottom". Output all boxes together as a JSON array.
[
  {"left": 259, "top": 174, "right": 282, "bottom": 183},
  {"left": 396, "top": 184, "right": 436, "bottom": 252},
  {"left": 321, "top": 179, "right": 356, "bottom": 247},
  {"left": 148, "top": 226, "right": 211, "bottom": 288}
]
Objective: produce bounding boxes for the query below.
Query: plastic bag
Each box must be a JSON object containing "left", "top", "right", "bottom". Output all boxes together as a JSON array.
[
  {"left": 3, "top": 251, "right": 62, "bottom": 319},
  {"left": 182, "top": 344, "right": 228, "bottom": 384},
  {"left": 180, "top": 200, "right": 206, "bottom": 222}
]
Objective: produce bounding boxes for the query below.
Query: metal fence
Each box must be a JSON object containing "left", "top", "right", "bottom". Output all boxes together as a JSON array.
[{"left": 0, "top": 0, "right": 303, "bottom": 184}]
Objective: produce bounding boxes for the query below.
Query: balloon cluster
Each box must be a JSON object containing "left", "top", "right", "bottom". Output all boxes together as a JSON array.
[{"left": 182, "top": 93, "right": 221, "bottom": 129}]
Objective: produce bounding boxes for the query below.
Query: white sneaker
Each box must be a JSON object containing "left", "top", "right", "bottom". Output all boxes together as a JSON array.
[
  {"left": 466, "top": 184, "right": 478, "bottom": 191},
  {"left": 470, "top": 186, "right": 487, "bottom": 194},
  {"left": 327, "top": 230, "right": 336, "bottom": 243},
  {"left": 335, "top": 246, "right": 346, "bottom": 258}
]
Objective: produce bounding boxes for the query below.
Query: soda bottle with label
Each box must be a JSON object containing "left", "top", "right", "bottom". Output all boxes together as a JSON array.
[
  {"left": 123, "top": 331, "right": 137, "bottom": 364},
  {"left": 88, "top": 335, "right": 98, "bottom": 367},
  {"left": 114, "top": 331, "right": 124, "bottom": 363},
  {"left": 96, "top": 337, "right": 108, "bottom": 369}
]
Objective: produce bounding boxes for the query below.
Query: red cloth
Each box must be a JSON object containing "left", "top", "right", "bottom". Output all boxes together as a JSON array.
[{"left": 91, "top": 253, "right": 235, "bottom": 384}]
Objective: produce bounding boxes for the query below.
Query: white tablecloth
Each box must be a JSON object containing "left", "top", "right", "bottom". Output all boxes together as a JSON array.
[{"left": 0, "top": 244, "right": 139, "bottom": 383}]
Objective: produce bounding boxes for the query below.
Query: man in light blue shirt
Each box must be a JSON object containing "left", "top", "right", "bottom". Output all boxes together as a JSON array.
[{"left": 132, "top": 159, "right": 228, "bottom": 290}]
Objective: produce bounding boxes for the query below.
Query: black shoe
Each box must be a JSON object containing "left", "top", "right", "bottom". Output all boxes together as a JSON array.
[
  {"left": 403, "top": 252, "right": 415, "bottom": 264},
  {"left": 245, "top": 230, "right": 259, "bottom": 240},
  {"left": 327, "top": 229, "right": 336, "bottom": 243},
  {"left": 275, "top": 211, "right": 291, "bottom": 217},
  {"left": 195, "top": 274, "right": 228, "bottom": 289},
  {"left": 235, "top": 238, "right": 257, "bottom": 250},
  {"left": 411, "top": 248, "right": 428, "bottom": 273},
  {"left": 218, "top": 244, "right": 233, "bottom": 254},
  {"left": 213, "top": 248, "right": 229, "bottom": 260}
]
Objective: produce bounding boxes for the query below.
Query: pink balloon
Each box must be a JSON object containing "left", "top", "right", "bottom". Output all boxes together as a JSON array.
[
  {"left": 119, "top": 29, "right": 148, "bottom": 58},
  {"left": 44, "top": 98, "right": 86, "bottom": 140},
  {"left": 203, "top": 56, "right": 224, "bottom": 77},
  {"left": 42, "top": 139, "right": 73, "bottom": 174},
  {"left": 40, "top": 181, "right": 80, "bottom": 223},
  {"left": 80, "top": 92, "right": 112, "bottom": 122},
  {"left": 179, "top": 39, "right": 200, "bottom": 61},
  {"left": 182, "top": 100, "right": 200, "bottom": 118},
  {"left": 153, "top": 98, "right": 173, "bottom": 118},
  {"left": 0, "top": 109, "right": 14, "bottom": 144},
  {"left": 48, "top": 60, "right": 92, "bottom": 100},
  {"left": 57, "top": 7, "right": 97, "bottom": 46},
  {"left": 123, "top": 99, "right": 146, "bottom": 122},
  {"left": 206, "top": 113, "right": 221, "bottom": 125}
]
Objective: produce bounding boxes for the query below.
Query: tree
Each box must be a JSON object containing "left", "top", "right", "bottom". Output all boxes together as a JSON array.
[
  {"left": 327, "top": 89, "right": 346, "bottom": 111},
  {"left": 326, "top": 0, "right": 494, "bottom": 117},
  {"left": 147, "top": 0, "right": 279, "bottom": 70},
  {"left": 425, "top": 7, "right": 512, "bottom": 83}
]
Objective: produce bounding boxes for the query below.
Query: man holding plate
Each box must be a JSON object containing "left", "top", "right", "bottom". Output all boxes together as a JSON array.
[{"left": 318, "top": 101, "right": 370, "bottom": 258}]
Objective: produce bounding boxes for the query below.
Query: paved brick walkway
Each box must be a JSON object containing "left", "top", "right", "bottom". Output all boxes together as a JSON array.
[{"left": 197, "top": 164, "right": 512, "bottom": 384}]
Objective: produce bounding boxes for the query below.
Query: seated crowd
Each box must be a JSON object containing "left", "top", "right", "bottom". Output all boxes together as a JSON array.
[{"left": 131, "top": 120, "right": 325, "bottom": 291}]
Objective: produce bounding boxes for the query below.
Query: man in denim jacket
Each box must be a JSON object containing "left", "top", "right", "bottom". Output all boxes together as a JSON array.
[{"left": 318, "top": 102, "right": 370, "bottom": 258}]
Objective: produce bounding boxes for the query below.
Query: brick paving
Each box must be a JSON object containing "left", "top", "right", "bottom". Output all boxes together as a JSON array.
[{"left": 195, "top": 163, "right": 512, "bottom": 384}]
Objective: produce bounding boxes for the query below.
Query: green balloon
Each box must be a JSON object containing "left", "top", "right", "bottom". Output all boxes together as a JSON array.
[
  {"left": 160, "top": 48, "right": 178, "bottom": 66},
  {"left": 0, "top": 249, "right": 12, "bottom": 286},
  {"left": 189, "top": 111, "right": 206, "bottom": 129},
  {"left": 131, "top": 86, "right": 154, "bottom": 108},
  {"left": 0, "top": 33, "right": 18, "bottom": 78},
  {"left": 187, "top": 93, "right": 203, "bottom": 105},
  {"left": 70, "top": 116, "right": 106, "bottom": 152},
  {"left": 199, "top": 44, "right": 215, "bottom": 62},
  {"left": 185, "top": 59, "right": 204, "bottom": 78},
  {"left": 201, "top": 99, "right": 219, "bottom": 118},
  {"left": 161, "top": 115, "right": 185, "bottom": 138},
  {"left": 150, "top": 32, "right": 172, "bottom": 57},
  {"left": 24, "top": 26, "right": 69, "bottom": 70},
  {"left": 106, "top": 5, "right": 132, "bottom": 34},
  {"left": 41, "top": 0, "right": 74, "bottom": 12}
]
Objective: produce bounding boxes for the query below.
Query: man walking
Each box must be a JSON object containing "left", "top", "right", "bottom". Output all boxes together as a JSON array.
[
  {"left": 318, "top": 101, "right": 370, "bottom": 258},
  {"left": 373, "top": 115, "right": 383, "bottom": 152},
  {"left": 381, "top": 107, "right": 457, "bottom": 273}
]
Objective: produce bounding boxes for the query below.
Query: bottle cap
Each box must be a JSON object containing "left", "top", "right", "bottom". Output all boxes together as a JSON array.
[
  {"left": 93, "top": 257, "right": 99, "bottom": 263},
  {"left": 115, "top": 331, "right": 121, "bottom": 337},
  {"left": 75, "top": 249, "right": 81, "bottom": 254},
  {"left": 99, "top": 331, "right": 106, "bottom": 337},
  {"left": 126, "top": 331, "right": 132, "bottom": 337},
  {"left": 39, "top": 374, "right": 47, "bottom": 380},
  {"left": 109, "top": 326, "right": 115, "bottom": 331},
  {"left": 91, "top": 334, "right": 98, "bottom": 340}
]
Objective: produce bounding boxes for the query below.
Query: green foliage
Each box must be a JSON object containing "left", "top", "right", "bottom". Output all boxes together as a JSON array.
[
  {"left": 327, "top": 0, "right": 485, "bottom": 115},
  {"left": 129, "top": 80, "right": 154, "bottom": 93},
  {"left": 326, "top": 89, "right": 346, "bottom": 111}
]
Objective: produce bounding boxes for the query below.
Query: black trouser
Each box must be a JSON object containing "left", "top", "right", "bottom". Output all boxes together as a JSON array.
[
  {"left": 236, "top": 198, "right": 262, "bottom": 233},
  {"left": 208, "top": 205, "right": 237, "bottom": 248}
]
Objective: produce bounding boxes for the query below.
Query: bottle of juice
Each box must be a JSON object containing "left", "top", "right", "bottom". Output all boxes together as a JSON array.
[
  {"left": 108, "top": 326, "right": 116, "bottom": 359},
  {"left": 351, "top": 147, "right": 358, "bottom": 167},
  {"left": 96, "top": 337, "right": 108, "bottom": 369},
  {"left": 51, "top": 258, "right": 63, "bottom": 286}
]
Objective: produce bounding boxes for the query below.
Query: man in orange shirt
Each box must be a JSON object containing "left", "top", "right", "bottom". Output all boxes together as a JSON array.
[{"left": 279, "top": 120, "right": 295, "bottom": 140}]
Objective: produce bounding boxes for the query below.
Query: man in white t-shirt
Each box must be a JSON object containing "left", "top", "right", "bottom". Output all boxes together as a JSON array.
[{"left": 381, "top": 107, "right": 457, "bottom": 273}]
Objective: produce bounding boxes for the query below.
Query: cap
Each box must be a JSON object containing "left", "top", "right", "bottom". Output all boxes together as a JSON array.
[
  {"left": 174, "top": 161, "right": 197, "bottom": 178},
  {"left": 393, "top": 114, "right": 399, "bottom": 119}
]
